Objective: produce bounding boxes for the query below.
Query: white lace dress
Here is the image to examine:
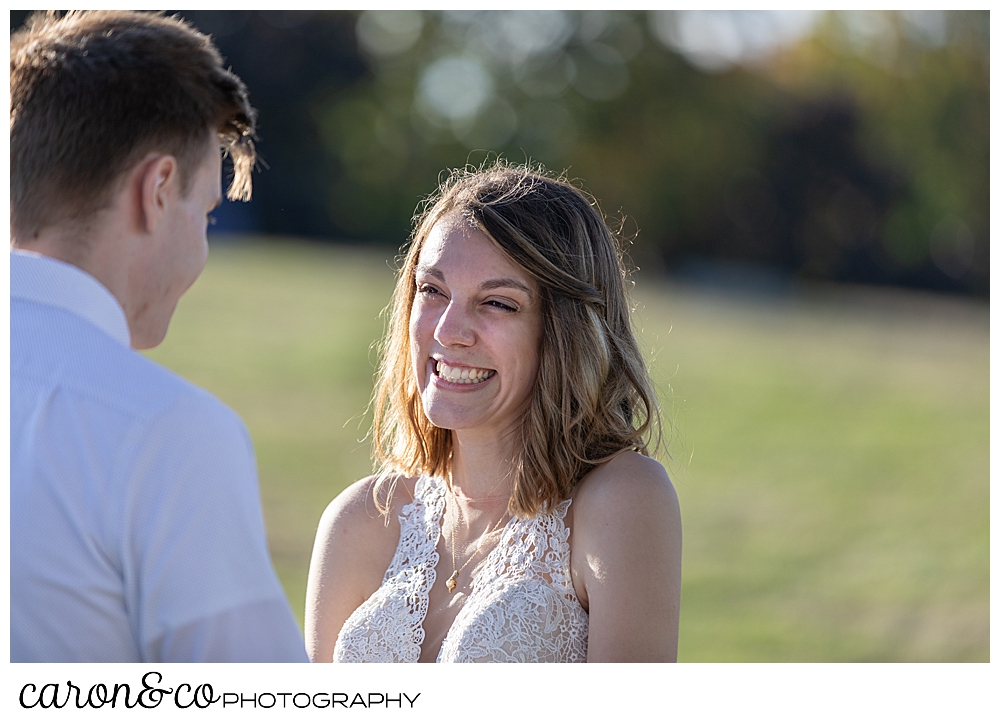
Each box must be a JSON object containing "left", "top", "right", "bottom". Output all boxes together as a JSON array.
[{"left": 332, "top": 475, "right": 589, "bottom": 663}]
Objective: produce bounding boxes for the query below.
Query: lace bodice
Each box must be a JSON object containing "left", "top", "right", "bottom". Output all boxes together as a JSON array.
[{"left": 332, "top": 475, "right": 588, "bottom": 663}]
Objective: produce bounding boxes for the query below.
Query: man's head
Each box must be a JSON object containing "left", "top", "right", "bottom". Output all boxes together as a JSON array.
[
  {"left": 10, "top": 11, "right": 257, "bottom": 348},
  {"left": 11, "top": 10, "right": 256, "bottom": 240}
]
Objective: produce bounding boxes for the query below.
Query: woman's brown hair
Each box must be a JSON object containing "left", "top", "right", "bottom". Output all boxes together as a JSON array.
[{"left": 372, "top": 161, "right": 662, "bottom": 517}]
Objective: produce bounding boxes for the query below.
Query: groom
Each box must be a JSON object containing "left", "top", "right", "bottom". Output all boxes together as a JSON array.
[{"left": 10, "top": 11, "right": 307, "bottom": 662}]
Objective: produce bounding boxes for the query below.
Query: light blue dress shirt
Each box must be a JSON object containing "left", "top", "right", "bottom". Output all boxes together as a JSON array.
[{"left": 10, "top": 250, "right": 308, "bottom": 662}]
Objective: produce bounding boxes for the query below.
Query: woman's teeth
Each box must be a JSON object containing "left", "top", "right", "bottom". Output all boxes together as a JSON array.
[{"left": 435, "top": 361, "right": 495, "bottom": 384}]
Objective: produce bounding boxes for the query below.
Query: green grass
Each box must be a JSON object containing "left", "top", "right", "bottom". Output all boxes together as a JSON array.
[{"left": 145, "top": 238, "right": 989, "bottom": 662}]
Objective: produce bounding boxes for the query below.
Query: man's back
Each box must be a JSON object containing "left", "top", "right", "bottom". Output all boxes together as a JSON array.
[{"left": 11, "top": 251, "right": 307, "bottom": 662}]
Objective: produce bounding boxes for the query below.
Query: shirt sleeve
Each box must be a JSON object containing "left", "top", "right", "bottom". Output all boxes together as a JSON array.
[
  {"left": 118, "top": 389, "right": 308, "bottom": 663},
  {"left": 147, "top": 598, "right": 308, "bottom": 663}
]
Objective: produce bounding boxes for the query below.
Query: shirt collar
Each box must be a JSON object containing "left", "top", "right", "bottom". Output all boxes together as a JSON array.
[{"left": 10, "top": 250, "right": 131, "bottom": 348}]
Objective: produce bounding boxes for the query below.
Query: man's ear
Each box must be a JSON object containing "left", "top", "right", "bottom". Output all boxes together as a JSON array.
[{"left": 138, "top": 154, "right": 179, "bottom": 234}]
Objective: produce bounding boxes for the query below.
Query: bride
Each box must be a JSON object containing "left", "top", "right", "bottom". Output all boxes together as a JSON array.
[{"left": 305, "top": 163, "right": 681, "bottom": 662}]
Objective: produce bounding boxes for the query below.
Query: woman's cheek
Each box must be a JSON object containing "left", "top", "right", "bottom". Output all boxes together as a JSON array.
[{"left": 410, "top": 305, "right": 435, "bottom": 388}]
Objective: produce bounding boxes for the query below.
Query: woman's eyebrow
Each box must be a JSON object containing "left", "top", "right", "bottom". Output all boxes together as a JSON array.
[
  {"left": 415, "top": 265, "right": 533, "bottom": 298},
  {"left": 414, "top": 264, "right": 446, "bottom": 281},
  {"left": 480, "top": 278, "right": 534, "bottom": 298}
]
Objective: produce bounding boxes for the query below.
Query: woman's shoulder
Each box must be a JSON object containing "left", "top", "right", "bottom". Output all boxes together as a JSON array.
[
  {"left": 572, "top": 450, "right": 678, "bottom": 521},
  {"left": 306, "top": 473, "right": 419, "bottom": 661},
  {"left": 568, "top": 451, "right": 682, "bottom": 635},
  {"left": 315, "top": 473, "right": 419, "bottom": 552}
]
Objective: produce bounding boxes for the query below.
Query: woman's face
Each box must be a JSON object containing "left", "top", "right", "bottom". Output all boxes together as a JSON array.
[{"left": 410, "top": 217, "right": 543, "bottom": 439}]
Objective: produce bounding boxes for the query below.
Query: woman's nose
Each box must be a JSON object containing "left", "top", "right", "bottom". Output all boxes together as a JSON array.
[{"left": 434, "top": 301, "right": 475, "bottom": 347}]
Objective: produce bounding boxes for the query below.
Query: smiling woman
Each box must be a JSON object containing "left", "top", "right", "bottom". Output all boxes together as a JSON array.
[
  {"left": 410, "top": 219, "right": 543, "bottom": 445},
  {"left": 305, "top": 162, "right": 681, "bottom": 663}
]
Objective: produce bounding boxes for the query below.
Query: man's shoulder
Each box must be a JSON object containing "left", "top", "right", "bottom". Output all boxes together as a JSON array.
[{"left": 12, "top": 297, "right": 238, "bottom": 430}]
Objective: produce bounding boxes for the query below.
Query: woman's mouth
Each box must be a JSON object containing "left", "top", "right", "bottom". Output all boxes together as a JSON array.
[{"left": 434, "top": 360, "right": 496, "bottom": 385}]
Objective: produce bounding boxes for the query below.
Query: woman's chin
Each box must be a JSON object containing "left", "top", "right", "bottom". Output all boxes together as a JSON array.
[
  {"left": 421, "top": 400, "right": 494, "bottom": 433},
  {"left": 423, "top": 408, "right": 474, "bottom": 431}
]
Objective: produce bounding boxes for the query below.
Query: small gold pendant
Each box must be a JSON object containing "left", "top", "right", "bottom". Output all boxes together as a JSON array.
[{"left": 446, "top": 571, "right": 459, "bottom": 594}]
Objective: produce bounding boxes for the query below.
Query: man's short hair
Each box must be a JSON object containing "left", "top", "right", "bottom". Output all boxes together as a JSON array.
[{"left": 10, "top": 10, "right": 258, "bottom": 239}]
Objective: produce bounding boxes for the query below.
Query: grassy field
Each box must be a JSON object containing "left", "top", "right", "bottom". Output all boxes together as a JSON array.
[{"left": 145, "top": 238, "right": 989, "bottom": 662}]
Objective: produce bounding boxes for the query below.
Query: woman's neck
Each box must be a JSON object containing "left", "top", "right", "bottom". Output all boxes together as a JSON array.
[{"left": 448, "top": 429, "right": 516, "bottom": 512}]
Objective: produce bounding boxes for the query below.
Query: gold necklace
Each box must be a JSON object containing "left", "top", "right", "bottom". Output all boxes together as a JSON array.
[{"left": 446, "top": 494, "right": 507, "bottom": 595}]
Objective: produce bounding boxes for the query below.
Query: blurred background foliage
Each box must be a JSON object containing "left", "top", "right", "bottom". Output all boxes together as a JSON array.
[{"left": 11, "top": 9, "right": 987, "bottom": 295}]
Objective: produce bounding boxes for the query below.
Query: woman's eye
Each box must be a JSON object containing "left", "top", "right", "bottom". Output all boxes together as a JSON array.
[
  {"left": 417, "top": 283, "right": 440, "bottom": 296},
  {"left": 486, "top": 299, "right": 516, "bottom": 312}
]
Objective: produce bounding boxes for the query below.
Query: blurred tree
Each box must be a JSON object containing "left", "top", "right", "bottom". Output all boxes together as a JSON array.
[
  {"left": 306, "top": 10, "right": 987, "bottom": 294},
  {"left": 763, "top": 11, "right": 989, "bottom": 293}
]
